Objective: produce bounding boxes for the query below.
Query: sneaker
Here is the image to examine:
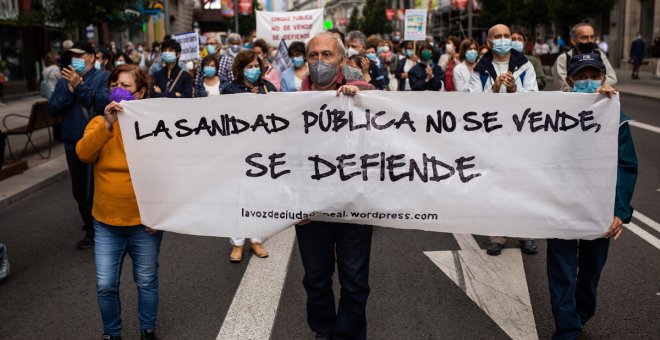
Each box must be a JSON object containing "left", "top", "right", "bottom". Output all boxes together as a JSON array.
[
  {"left": 229, "top": 246, "right": 243, "bottom": 262},
  {"left": 77, "top": 234, "right": 94, "bottom": 249},
  {"left": 0, "top": 251, "right": 9, "bottom": 281},
  {"left": 249, "top": 242, "right": 269, "bottom": 258},
  {"left": 102, "top": 334, "right": 122, "bottom": 340},
  {"left": 314, "top": 333, "right": 332, "bottom": 340},
  {"left": 520, "top": 240, "right": 538, "bottom": 255},
  {"left": 141, "top": 329, "right": 158, "bottom": 340},
  {"left": 486, "top": 242, "right": 503, "bottom": 256}
]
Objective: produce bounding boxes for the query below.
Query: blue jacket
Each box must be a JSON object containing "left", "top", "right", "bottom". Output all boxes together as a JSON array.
[
  {"left": 47, "top": 68, "right": 110, "bottom": 150},
  {"left": 408, "top": 62, "right": 444, "bottom": 91},
  {"left": 150, "top": 64, "right": 193, "bottom": 98},
  {"left": 615, "top": 113, "right": 638, "bottom": 223}
]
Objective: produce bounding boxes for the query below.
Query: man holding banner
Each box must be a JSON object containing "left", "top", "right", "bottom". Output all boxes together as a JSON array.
[{"left": 296, "top": 32, "right": 374, "bottom": 340}]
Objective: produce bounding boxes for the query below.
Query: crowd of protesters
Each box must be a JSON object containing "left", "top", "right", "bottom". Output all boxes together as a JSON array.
[{"left": 31, "top": 21, "right": 639, "bottom": 340}]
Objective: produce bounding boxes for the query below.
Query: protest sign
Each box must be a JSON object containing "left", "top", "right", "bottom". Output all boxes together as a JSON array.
[
  {"left": 404, "top": 9, "right": 427, "bottom": 41},
  {"left": 173, "top": 32, "right": 200, "bottom": 61},
  {"left": 273, "top": 39, "right": 293, "bottom": 73},
  {"left": 256, "top": 9, "right": 324, "bottom": 46},
  {"left": 119, "top": 92, "right": 619, "bottom": 240}
]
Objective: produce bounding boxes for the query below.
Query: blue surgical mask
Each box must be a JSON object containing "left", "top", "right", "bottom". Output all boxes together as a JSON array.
[
  {"left": 491, "top": 38, "right": 512, "bottom": 57},
  {"left": 207, "top": 45, "right": 217, "bottom": 55},
  {"left": 71, "top": 57, "right": 86, "bottom": 73},
  {"left": 465, "top": 49, "right": 478, "bottom": 63},
  {"left": 405, "top": 49, "right": 414, "bottom": 57},
  {"left": 114, "top": 60, "right": 125, "bottom": 67},
  {"left": 94, "top": 61, "right": 102, "bottom": 70},
  {"left": 377, "top": 47, "right": 384, "bottom": 54},
  {"left": 230, "top": 45, "right": 241, "bottom": 53},
  {"left": 162, "top": 51, "right": 176, "bottom": 64},
  {"left": 292, "top": 56, "right": 305, "bottom": 68},
  {"left": 366, "top": 53, "right": 377, "bottom": 61},
  {"left": 511, "top": 40, "right": 524, "bottom": 53},
  {"left": 572, "top": 79, "right": 602, "bottom": 93},
  {"left": 244, "top": 68, "right": 261, "bottom": 83},
  {"left": 203, "top": 66, "right": 217, "bottom": 78}
]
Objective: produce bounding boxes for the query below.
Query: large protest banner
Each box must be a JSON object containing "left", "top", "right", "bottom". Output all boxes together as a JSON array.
[
  {"left": 119, "top": 92, "right": 619, "bottom": 240},
  {"left": 172, "top": 32, "right": 200, "bottom": 61},
  {"left": 256, "top": 9, "right": 324, "bottom": 46}
]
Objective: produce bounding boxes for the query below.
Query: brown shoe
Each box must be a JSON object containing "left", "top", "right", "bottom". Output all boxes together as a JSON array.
[
  {"left": 229, "top": 246, "right": 243, "bottom": 262},
  {"left": 249, "top": 243, "right": 269, "bottom": 258}
]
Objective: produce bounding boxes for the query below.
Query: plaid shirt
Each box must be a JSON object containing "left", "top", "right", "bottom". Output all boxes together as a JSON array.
[{"left": 219, "top": 54, "right": 235, "bottom": 83}]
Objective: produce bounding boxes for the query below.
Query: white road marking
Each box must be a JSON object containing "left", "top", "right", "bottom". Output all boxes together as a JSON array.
[
  {"left": 629, "top": 121, "right": 660, "bottom": 134},
  {"left": 633, "top": 211, "right": 660, "bottom": 234},
  {"left": 216, "top": 227, "right": 296, "bottom": 340},
  {"left": 625, "top": 223, "right": 660, "bottom": 251},
  {"left": 425, "top": 234, "right": 538, "bottom": 340}
]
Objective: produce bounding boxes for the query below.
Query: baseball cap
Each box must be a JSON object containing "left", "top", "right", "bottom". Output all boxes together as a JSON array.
[
  {"left": 567, "top": 52, "right": 606, "bottom": 76},
  {"left": 69, "top": 41, "right": 95, "bottom": 55}
]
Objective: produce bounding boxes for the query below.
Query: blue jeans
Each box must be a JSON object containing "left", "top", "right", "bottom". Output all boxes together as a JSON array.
[
  {"left": 547, "top": 238, "right": 610, "bottom": 340},
  {"left": 94, "top": 220, "right": 164, "bottom": 336},
  {"left": 296, "top": 221, "right": 372, "bottom": 340}
]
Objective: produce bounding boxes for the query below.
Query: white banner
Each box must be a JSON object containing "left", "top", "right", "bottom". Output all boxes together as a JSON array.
[
  {"left": 256, "top": 9, "right": 324, "bottom": 47},
  {"left": 173, "top": 32, "right": 200, "bottom": 61},
  {"left": 119, "top": 92, "right": 619, "bottom": 240},
  {"left": 404, "top": 9, "right": 427, "bottom": 41}
]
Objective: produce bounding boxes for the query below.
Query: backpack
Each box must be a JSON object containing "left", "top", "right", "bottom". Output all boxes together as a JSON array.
[{"left": 40, "top": 67, "right": 55, "bottom": 99}]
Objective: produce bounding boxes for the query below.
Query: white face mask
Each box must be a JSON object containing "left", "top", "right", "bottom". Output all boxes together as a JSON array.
[
  {"left": 347, "top": 47, "right": 359, "bottom": 57},
  {"left": 445, "top": 44, "right": 454, "bottom": 54},
  {"left": 185, "top": 61, "right": 194, "bottom": 71}
]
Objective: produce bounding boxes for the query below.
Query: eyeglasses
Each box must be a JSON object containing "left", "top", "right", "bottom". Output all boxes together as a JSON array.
[{"left": 307, "top": 51, "right": 335, "bottom": 62}]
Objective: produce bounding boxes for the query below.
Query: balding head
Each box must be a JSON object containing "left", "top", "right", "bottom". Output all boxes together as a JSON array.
[
  {"left": 488, "top": 24, "right": 511, "bottom": 40},
  {"left": 307, "top": 32, "right": 346, "bottom": 58}
]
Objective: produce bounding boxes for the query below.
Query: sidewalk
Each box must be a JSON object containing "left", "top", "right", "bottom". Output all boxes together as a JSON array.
[{"left": 0, "top": 95, "right": 67, "bottom": 208}]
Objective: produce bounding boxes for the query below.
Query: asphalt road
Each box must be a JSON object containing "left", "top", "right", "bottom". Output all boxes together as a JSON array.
[{"left": 0, "top": 94, "right": 658, "bottom": 340}]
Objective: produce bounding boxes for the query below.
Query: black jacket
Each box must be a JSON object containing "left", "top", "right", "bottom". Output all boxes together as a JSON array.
[
  {"left": 221, "top": 79, "right": 277, "bottom": 94},
  {"left": 408, "top": 62, "right": 444, "bottom": 91},
  {"left": 151, "top": 64, "right": 193, "bottom": 98}
]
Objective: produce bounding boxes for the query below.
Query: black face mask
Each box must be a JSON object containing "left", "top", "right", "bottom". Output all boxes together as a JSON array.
[{"left": 577, "top": 42, "right": 596, "bottom": 53}]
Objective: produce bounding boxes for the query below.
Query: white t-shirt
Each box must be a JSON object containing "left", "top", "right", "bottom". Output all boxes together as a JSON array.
[
  {"left": 204, "top": 82, "right": 220, "bottom": 96},
  {"left": 493, "top": 60, "right": 509, "bottom": 75},
  {"left": 403, "top": 58, "right": 415, "bottom": 91},
  {"left": 294, "top": 76, "right": 303, "bottom": 91}
]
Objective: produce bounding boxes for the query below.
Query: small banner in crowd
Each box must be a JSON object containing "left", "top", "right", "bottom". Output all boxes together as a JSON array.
[
  {"left": 256, "top": 9, "right": 324, "bottom": 46},
  {"left": 273, "top": 40, "right": 293, "bottom": 73},
  {"left": 119, "top": 92, "right": 619, "bottom": 240},
  {"left": 404, "top": 9, "right": 427, "bottom": 41},
  {"left": 172, "top": 32, "right": 200, "bottom": 61}
]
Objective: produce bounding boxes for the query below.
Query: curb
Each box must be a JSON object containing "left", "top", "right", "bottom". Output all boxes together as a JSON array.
[{"left": 0, "top": 155, "right": 68, "bottom": 209}]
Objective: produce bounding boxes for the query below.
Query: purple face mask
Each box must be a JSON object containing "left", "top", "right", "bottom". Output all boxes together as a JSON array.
[{"left": 109, "top": 87, "right": 136, "bottom": 102}]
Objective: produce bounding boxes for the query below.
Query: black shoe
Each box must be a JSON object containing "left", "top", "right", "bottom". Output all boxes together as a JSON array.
[
  {"left": 76, "top": 233, "right": 94, "bottom": 249},
  {"left": 102, "top": 335, "right": 122, "bottom": 340},
  {"left": 486, "top": 242, "right": 503, "bottom": 256},
  {"left": 315, "top": 333, "right": 332, "bottom": 340},
  {"left": 141, "top": 329, "right": 159, "bottom": 340},
  {"left": 520, "top": 240, "right": 538, "bottom": 255}
]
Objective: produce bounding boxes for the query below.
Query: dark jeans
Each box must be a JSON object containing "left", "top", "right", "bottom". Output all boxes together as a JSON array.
[
  {"left": 65, "top": 149, "right": 94, "bottom": 231},
  {"left": 296, "top": 221, "right": 373, "bottom": 340},
  {"left": 547, "top": 238, "right": 610, "bottom": 340}
]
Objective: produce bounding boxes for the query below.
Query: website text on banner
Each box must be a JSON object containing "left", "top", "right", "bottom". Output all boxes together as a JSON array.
[
  {"left": 118, "top": 92, "right": 619, "bottom": 240},
  {"left": 404, "top": 9, "right": 427, "bottom": 41},
  {"left": 173, "top": 32, "right": 200, "bottom": 61},
  {"left": 256, "top": 9, "right": 324, "bottom": 47}
]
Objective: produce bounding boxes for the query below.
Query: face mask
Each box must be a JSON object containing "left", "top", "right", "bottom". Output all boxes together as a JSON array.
[
  {"left": 162, "top": 51, "right": 176, "bottom": 64},
  {"left": 421, "top": 50, "right": 433, "bottom": 61},
  {"left": 393, "top": 36, "right": 400, "bottom": 42},
  {"left": 71, "top": 57, "right": 86, "bottom": 73},
  {"left": 230, "top": 45, "right": 241, "bottom": 53},
  {"left": 572, "top": 79, "right": 601, "bottom": 93},
  {"left": 243, "top": 67, "right": 261, "bottom": 83},
  {"left": 445, "top": 44, "right": 454, "bottom": 54},
  {"left": 511, "top": 41, "right": 524, "bottom": 53},
  {"left": 347, "top": 47, "right": 359, "bottom": 57},
  {"left": 366, "top": 53, "right": 377, "bottom": 61},
  {"left": 185, "top": 61, "right": 195, "bottom": 71},
  {"left": 405, "top": 49, "right": 414, "bottom": 57},
  {"left": 465, "top": 49, "right": 478, "bottom": 63},
  {"left": 137, "top": 47, "right": 144, "bottom": 53},
  {"left": 207, "top": 45, "right": 217, "bottom": 55},
  {"left": 109, "top": 87, "right": 136, "bottom": 102},
  {"left": 114, "top": 60, "right": 125, "bottom": 67},
  {"left": 309, "top": 61, "right": 338, "bottom": 87},
  {"left": 577, "top": 42, "right": 595, "bottom": 53},
  {"left": 94, "top": 61, "right": 102, "bottom": 70},
  {"left": 292, "top": 56, "right": 305, "bottom": 68},
  {"left": 383, "top": 46, "right": 390, "bottom": 53},
  {"left": 203, "top": 66, "right": 217, "bottom": 78},
  {"left": 154, "top": 47, "right": 160, "bottom": 53},
  {"left": 491, "top": 38, "right": 512, "bottom": 57},
  {"left": 377, "top": 47, "right": 384, "bottom": 55}
]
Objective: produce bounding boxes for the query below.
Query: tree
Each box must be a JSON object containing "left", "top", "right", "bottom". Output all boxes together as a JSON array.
[
  {"left": 45, "top": 0, "right": 130, "bottom": 37},
  {"left": 361, "top": 0, "right": 387, "bottom": 36},
  {"left": 227, "top": 0, "right": 261, "bottom": 36},
  {"left": 346, "top": 6, "right": 362, "bottom": 33}
]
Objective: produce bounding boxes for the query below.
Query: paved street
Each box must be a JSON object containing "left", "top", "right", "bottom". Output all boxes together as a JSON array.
[{"left": 0, "top": 93, "right": 659, "bottom": 340}]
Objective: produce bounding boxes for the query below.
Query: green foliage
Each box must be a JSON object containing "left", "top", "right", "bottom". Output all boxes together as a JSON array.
[
  {"left": 16, "top": 9, "right": 46, "bottom": 27},
  {"left": 361, "top": 0, "right": 387, "bottom": 36},
  {"left": 45, "top": 0, "right": 130, "bottom": 32},
  {"left": 227, "top": 0, "right": 261, "bottom": 36},
  {"left": 346, "top": 6, "right": 362, "bottom": 32}
]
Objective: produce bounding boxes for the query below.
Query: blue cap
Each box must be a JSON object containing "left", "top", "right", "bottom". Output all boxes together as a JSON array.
[{"left": 567, "top": 52, "right": 606, "bottom": 76}]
